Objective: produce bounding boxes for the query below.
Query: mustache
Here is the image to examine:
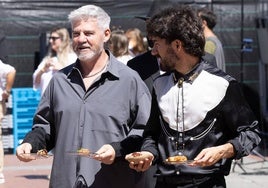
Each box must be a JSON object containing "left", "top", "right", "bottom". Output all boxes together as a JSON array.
[{"left": 73, "top": 43, "right": 91, "bottom": 50}]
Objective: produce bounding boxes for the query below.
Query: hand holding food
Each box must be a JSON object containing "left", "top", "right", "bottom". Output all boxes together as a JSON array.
[
  {"left": 93, "top": 144, "right": 116, "bottom": 165},
  {"left": 16, "top": 143, "right": 35, "bottom": 162},
  {"left": 125, "top": 152, "right": 145, "bottom": 164},
  {"left": 126, "top": 151, "right": 154, "bottom": 172}
]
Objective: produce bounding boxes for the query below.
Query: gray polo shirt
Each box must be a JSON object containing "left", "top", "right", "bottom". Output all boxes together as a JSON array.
[{"left": 24, "top": 51, "right": 151, "bottom": 188}]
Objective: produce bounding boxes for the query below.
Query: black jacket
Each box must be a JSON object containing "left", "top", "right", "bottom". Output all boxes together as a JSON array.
[
  {"left": 127, "top": 50, "right": 160, "bottom": 94},
  {"left": 141, "top": 60, "right": 261, "bottom": 177}
]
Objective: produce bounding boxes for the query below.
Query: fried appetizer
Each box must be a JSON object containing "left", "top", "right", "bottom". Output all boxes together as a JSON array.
[
  {"left": 37, "top": 149, "right": 48, "bottom": 156},
  {"left": 77, "top": 148, "right": 90, "bottom": 155},
  {"left": 166, "top": 155, "right": 187, "bottom": 162}
]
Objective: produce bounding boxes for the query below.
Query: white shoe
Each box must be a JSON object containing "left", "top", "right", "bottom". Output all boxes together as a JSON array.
[{"left": 0, "top": 173, "right": 5, "bottom": 184}]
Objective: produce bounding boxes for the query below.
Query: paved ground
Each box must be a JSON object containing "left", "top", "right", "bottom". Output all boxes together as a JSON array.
[
  {"left": 226, "top": 154, "right": 268, "bottom": 188},
  {"left": 1, "top": 154, "right": 52, "bottom": 188},
  {"left": 0, "top": 154, "right": 267, "bottom": 188}
]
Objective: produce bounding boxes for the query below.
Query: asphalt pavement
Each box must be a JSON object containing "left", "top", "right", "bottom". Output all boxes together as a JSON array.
[
  {"left": 226, "top": 154, "right": 268, "bottom": 188},
  {"left": 0, "top": 154, "right": 267, "bottom": 188},
  {"left": 1, "top": 154, "right": 52, "bottom": 188}
]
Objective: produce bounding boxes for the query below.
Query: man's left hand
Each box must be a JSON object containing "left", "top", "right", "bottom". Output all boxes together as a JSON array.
[{"left": 191, "top": 143, "right": 234, "bottom": 167}]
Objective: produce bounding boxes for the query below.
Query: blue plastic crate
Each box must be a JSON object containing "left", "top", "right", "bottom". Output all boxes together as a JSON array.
[
  {"left": 12, "top": 88, "right": 41, "bottom": 153},
  {"left": 14, "top": 129, "right": 32, "bottom": 147},
  {"left": 12, "top": 88, "right": 41, "bottom": 101},
  {"left": 14, "top": 119, "right": 34, "bottom": 130}
]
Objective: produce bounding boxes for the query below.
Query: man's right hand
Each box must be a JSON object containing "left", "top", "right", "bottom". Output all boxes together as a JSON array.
[{"left": 16, "top": 143, "right": 36, "bottom": 162}]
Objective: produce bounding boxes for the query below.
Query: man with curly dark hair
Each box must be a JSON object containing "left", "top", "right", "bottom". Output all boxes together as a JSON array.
[{"left": 126, "top": 5, "right": 260, "bottom": 188}]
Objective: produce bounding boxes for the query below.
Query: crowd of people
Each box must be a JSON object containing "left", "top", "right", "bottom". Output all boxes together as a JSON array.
[{"left": 0, "top": 3, "right": 259, "bottom": 188}]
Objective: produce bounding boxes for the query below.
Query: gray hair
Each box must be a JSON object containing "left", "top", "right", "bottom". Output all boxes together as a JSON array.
[{"left": 68, "top": 5, "right": 111, "bottom": 30}]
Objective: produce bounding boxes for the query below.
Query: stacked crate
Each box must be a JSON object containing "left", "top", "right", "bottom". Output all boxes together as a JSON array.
[
  {"left": 12, "top": 88, "right": 41, "bottom": 153},
  {"left": 2, "top": 94, "right": 14, "bottom": 154}
]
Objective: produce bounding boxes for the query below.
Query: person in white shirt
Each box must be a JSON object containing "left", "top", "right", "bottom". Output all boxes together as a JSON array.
[
  {"left": 33, "top": 27, "right": 77, "bottom": 94},
  {"left": 0, "top": 60, "right": 16, "bottom": 184}
]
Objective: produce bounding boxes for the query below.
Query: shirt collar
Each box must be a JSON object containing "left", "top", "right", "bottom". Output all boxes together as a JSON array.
[
  {"left": 67, "top": 50, "right": 120, "bottom": 80},
  {"left": 172, "top": 62, "right": 202, "bottom": 84}
]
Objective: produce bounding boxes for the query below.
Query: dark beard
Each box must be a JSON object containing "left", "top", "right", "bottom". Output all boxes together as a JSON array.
[{"left": 159, "top": 46, "right": 178, "bottom": 72}]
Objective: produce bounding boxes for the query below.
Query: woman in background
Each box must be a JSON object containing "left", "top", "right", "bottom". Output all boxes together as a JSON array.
[
  {"left": 33, "top": 27, "right": 77, "bottom": 94},
  {"left": 125, "top": 28, "right": 147, "bottom": 57},
  {"left": 108, "top": 29, "right": 133, "bottom": 64}
]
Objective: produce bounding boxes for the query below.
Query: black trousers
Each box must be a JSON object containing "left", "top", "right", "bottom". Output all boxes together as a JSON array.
[{"left": 155, "top": 174, "right": 226, "bottom": 188}]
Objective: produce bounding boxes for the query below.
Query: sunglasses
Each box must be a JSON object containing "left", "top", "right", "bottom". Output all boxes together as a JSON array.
[{"left": 49, "top": 36, "right": 61, "bottom": 41}]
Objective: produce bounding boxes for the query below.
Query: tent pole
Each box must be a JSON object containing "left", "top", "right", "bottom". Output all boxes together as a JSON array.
[{"left": 240, "top": 0, "right": 244, "bottom": 83}]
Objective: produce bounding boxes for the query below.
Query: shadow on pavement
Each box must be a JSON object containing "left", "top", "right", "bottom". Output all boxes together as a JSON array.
[{"left": 19, "top": 175, "right": 49, "bottom": 180}]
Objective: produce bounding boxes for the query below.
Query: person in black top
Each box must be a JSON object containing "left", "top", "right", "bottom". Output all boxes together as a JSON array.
[{"left": 126, "top": 5, "right": 260, "bottom": 188}]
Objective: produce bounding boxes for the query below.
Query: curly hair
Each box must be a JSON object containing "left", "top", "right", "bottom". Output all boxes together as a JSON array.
[{"left": 147, "top": 5, "right": 205, "bottom": 57}]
